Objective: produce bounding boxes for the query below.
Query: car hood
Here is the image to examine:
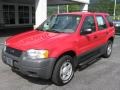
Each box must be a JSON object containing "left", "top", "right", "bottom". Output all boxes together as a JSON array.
[{"left": 6, "top": 30, "right": 70, "bottom": 51}]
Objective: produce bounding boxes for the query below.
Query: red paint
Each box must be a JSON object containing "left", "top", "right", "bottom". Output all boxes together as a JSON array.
[{"left": 5, "top": 12, "right": 115, "bottom": 58}]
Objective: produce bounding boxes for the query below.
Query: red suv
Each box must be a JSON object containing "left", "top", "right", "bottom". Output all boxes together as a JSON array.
[{"left": 2, "top": 12, "right": 115, "bottom": 86}]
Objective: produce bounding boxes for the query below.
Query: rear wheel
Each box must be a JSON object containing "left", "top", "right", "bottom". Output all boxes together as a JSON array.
[
  {"left": 52, "top": 55, "right": 74, "bottom": 86},
  {"left": 103, "top": 40, "right": 113, "bottom": 58}
]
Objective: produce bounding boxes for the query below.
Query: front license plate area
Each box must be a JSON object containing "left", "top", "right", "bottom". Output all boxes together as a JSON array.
[{"left": 6, "top": 57, "right": 13, "bottom": 66}]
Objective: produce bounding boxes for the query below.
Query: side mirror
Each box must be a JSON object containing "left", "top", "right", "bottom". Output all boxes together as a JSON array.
[
  {"left": 43, "top": 23, "right": 50, "bottom": 30},
  {"left": 81, "top": 28, "right": 93, "bottom": 35}
]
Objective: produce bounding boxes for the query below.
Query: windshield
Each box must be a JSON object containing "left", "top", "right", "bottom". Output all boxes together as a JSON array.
[{"left": 36, "top": 15, "right": 81, "bottom": 33}]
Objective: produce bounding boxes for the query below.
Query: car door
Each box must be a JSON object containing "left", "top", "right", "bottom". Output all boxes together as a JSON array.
[
  {"left": 95, "top": 15, "right": 109, "bottom": 46},
  {"left": 76, "top": 15, "right": 98, "bottom": 56}
]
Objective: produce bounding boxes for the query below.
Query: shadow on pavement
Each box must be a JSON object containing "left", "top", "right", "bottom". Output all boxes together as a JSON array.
[
  {"left": 12, "top": 69, "right": 53, "bottom": 85},
  {"left": 0, "top": 28, "right": 33, "bottom": 37},
  {"left": 77, "top": 57, "right": 102, "bottom": 71},
  {"left": 11, "top": 57, "right": 102, "bottom": 86}
]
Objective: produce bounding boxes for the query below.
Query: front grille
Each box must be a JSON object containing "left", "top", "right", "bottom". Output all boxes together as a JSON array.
[{"left": 5, "top": 47, "right": 22, "bottom": 57}]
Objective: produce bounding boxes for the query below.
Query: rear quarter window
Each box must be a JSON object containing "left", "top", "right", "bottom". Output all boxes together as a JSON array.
[
  {"left": 106, "top": 16, "right": 113, "bottom": 23},
  {"left": 105, "top": 15, "right": 114, "bottom": 27}
]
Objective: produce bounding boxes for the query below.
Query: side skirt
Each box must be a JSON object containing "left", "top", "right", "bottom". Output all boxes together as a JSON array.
[{"left": 75, "top": 44, "right": 106, "bottom": 68}]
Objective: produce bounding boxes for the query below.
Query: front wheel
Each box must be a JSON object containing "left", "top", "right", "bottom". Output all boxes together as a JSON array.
[
  {"left": 52, "top": 55, "right": 74, "bottom": 86},
  {"left": 103, "top": 40, "right": 113, "bottom": 58}
]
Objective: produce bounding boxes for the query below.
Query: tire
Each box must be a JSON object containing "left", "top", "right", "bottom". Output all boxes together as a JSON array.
[
  {"left": 52, "top": 55, "right": 74, "bottom": 86},
  {"left": 103, "top": 40, "right": 113, "bottom": 58}
]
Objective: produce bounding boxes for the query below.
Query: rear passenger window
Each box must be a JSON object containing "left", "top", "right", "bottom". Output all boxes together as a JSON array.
[{"left": 96, "top": 16, "right": 107, "bottom": 30}]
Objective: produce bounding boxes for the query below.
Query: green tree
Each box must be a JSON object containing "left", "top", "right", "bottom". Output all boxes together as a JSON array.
[
  {"left": 68, "top": 4, "right": 80, "bottom": 12},
  {"left": 89, "top": 0, "right": 114, "bottom": 15}
]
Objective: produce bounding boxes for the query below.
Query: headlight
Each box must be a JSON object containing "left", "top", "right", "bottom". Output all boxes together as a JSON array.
[{"left": 26, "top": 49, "right": 49, "bottom": 59}]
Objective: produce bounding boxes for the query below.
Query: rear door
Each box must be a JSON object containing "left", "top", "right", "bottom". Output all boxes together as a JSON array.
[{"left": 95, "top": 15, "right": 109, "bottom": 45}]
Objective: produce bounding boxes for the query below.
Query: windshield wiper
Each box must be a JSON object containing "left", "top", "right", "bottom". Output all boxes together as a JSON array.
[
  {"left": 47, "top": 29, "right": 62, "bottom": 33},
  {"left": 36, "top": 28, "right": 63, "bottom": 33},
  {"left": 35, "top": 28, "right": 44, "bottom": 31}
]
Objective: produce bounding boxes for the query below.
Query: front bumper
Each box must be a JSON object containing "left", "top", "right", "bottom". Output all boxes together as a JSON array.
[{"left": 2, "top": 50, "right": 56, "bottom": 79}]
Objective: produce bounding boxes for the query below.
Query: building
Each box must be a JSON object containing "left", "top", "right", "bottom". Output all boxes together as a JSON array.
[
  {"left": 0, "top": 0, "right": 35, "bottom": 30},
  {"left": 0, "top": 0, "right": 89, "bottom": 30}
]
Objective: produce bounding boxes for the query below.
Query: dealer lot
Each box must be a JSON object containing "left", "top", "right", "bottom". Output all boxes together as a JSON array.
[{"left": 0, "top": 34, "right": 120, "bottom": 90}]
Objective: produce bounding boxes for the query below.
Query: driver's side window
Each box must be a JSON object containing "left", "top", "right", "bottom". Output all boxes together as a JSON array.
[{"left": 81, "top": 16, "right": 96, "bottom": 34}]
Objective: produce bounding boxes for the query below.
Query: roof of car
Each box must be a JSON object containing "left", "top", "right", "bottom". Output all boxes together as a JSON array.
[{"left": 59, "top": 12, "right": 109, "bottom": 16}]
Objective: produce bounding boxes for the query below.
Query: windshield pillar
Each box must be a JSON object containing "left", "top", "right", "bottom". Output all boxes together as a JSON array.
[{"left": 34, "top": 0, "right": 47, "bottom": 29}]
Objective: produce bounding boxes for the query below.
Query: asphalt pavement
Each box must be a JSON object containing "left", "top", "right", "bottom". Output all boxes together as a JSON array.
[{"left": 0, "top": 34, "right": 120, "bottom": 90}]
